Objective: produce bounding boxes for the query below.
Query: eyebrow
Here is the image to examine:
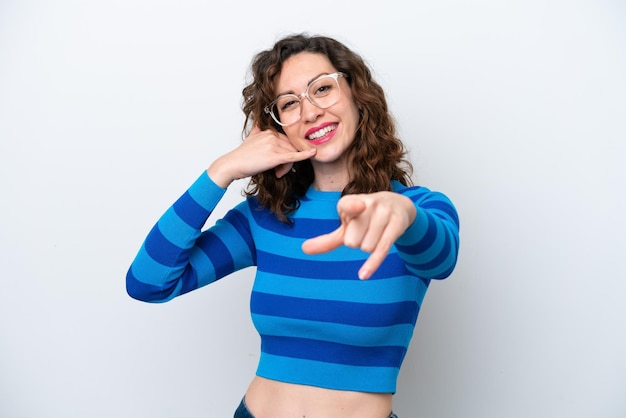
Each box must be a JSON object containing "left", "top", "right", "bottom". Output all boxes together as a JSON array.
[{"left": 275, "top": 72, "right": 331, "bottom": 97}]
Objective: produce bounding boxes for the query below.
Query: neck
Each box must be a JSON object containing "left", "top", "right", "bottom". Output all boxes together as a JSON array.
[
  {"left": 311, "top": 160, "right": 349, "bottom": 192},
  {"left": 312, "top": 177, "right": 347, "bottom": 192}
]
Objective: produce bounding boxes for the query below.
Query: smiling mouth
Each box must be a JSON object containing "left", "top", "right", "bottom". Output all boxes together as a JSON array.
[{"left": 306, "top": 124, "right": 337, "bottom": 140}]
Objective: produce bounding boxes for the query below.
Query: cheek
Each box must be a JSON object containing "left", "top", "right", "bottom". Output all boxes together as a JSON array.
[
  {"left": 283, "top": 128, "right": 305, "bottom": 149},
  {"left": 343, "top": 92, "right": 361, "bottom": 127},
  {"left": 347, "top": 102, "right": 361, "bottom": 132},
  {"left": 352, "top": 104, "right": 361, "bottom": 125}
]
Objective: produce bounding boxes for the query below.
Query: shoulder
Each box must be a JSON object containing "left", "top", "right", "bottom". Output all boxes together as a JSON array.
[
  {"left": 391, "top": 181, "right": 457, "bottom": 217},
  {"left": 240, "top": 194, "right": 288, "bottom": 227},
  {"left": 391, "top": 180, "right": 432, "bottom": 199}
]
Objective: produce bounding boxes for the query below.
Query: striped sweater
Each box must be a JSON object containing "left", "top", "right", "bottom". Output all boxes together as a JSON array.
[{"left": 127, "top": 171, "right": 460, "bottom": 393}]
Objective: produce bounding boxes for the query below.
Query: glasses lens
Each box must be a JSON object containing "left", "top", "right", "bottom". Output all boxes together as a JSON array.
[
  {"left": 272, "top": 94, "right": 301, "bottom": 126},
  {"left": 307, "top": 74, "right": 341, "bottom": 109},
  {"left": 268, "top": 74, "right": 342, "bottom": 126}
]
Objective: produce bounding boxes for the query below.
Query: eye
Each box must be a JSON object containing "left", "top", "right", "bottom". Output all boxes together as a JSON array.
[
  {"left": 280, "top": 100, "right": 297, "bottom": 111},
  {"left": 312, "top": 81, "right": 334, "bottom": 97},
  {"left": 277, "top": 95, "right": 300, "bottom": 112}
]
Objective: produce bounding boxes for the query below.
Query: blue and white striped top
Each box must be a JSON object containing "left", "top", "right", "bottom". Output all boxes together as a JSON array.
[{"left": 127, "top": 171, "right": 460, "bottom": 393}]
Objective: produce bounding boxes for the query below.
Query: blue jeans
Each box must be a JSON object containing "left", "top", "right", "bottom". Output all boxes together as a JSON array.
[
  {"left": 233, "top": 397, "right": 255, "bottom": 418},
  {"left": 234, "top": 397, "right": 398, "bottom": 417}
]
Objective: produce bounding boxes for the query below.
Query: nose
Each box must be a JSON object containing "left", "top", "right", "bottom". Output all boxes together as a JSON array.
[{"left": 300, "top": 97, "right": 323, "bottom": 122}]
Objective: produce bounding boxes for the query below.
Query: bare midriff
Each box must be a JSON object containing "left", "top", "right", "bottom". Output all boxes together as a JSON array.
[{"left": 244, "top": 376, "right": 393, "bottom": 418}]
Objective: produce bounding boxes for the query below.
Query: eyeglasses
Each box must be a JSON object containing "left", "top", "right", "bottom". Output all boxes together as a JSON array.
[{"left": 264, "top": 72, "right": 346, "bottom": 127}]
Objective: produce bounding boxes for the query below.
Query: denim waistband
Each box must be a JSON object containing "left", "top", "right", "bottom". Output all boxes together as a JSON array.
[
  {"left": 234, "top": 397, "right": 398, "bottom": 418},
  {"left": 233, "top": 397, "right": 255, "bottom": 418}
]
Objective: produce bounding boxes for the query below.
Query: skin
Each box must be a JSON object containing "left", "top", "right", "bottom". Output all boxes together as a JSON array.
[
  {"left": 275, "top": 52, "right": 361, "bottom": 190},
  {"left": 207, "top": 52, "right": 416, "bottom": 417}
]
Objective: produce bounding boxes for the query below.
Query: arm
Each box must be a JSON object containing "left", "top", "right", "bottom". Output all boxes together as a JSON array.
[
  {"left": 394, "top": 186, "right": 460, "bottom": 280},
  {"left": 127, "top": 127, "right": 317, "bottom": 302},
  {"left": 126, "top": 172, "right": 255, "bottom": 303},
  {"left": 302, "top": 186, "right": 459, "bottom": 280}
]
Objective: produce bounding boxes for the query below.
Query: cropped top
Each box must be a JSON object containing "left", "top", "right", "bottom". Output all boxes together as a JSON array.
[{"left": 127, "top": 172, "right": 460, "bottom": 393}]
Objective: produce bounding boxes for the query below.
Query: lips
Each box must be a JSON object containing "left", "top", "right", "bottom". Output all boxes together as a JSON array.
[{"left": 306, "top": 123, "right": 337, "bottom": 141}]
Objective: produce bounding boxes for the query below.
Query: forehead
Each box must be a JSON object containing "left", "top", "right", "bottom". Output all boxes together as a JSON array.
[{"left": 275, "top": 52, "right": 336, "bottom": 93}]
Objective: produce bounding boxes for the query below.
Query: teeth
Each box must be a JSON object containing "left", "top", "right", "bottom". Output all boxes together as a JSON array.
[{"left": 308, "top": 125, "right": 336, "bottom": 140}]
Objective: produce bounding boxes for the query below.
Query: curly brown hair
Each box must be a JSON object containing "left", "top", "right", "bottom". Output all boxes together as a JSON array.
[{"left": 241, "top": 33, "right": 413, "bottom": 222}]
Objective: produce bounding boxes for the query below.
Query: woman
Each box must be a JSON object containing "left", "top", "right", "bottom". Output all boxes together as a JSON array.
[{"left": 127, "top": 33, "right": 460, "bottom": 418}]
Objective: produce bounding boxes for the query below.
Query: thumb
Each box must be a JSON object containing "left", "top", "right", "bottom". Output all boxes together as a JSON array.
[
  {"left": 274, "top": 162, "right": 294, "bottom": 178},
  {"left": 302, "top": 225, "right": 345, "bottom": 255}
]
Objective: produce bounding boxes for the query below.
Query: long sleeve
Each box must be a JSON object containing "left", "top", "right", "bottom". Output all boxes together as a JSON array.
[
  {"left": 126, "top": 172, "right": 256, "bottom": 303},
  {"left": 125, "top": 177, "right": 460, "bottom": 392},
  {"left": 394, "top": 185, "right": 460, "bottom": 280}
]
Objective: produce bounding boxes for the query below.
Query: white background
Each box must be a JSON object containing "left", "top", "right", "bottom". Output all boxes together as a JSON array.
[{"left": 1, "top": 0, "right": 625, "bottom": 417}]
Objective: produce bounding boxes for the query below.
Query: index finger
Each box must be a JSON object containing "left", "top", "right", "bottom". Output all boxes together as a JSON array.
[
  {"left": 249, "top": 124, "right": 262, "bottom": 135},
  {"left": 357, "top": 248, "right": 387, "bottom": 280},
  {"left": 357, "top": 230, "right": 395, "bottom": 280}
]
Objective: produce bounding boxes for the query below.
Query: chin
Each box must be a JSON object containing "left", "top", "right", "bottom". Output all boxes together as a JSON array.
[{"left": 313, "top": 150, "right": 348, "bottom": 164}]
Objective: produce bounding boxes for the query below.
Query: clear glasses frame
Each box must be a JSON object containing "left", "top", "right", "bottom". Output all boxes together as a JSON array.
[{"left": 264, "top": 72, "right": 346, "bottom": 127}]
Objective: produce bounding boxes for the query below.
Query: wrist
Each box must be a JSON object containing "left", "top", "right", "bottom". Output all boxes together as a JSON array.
[{"left": 206, "top": 158, "right": 234, "bottom": 189}]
